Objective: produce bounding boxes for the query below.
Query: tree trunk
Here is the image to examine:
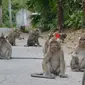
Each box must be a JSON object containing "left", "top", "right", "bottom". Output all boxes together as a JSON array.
[
  {"left": 82, "top": 0, "right": 85, "bottom": 26},
  {"left": 8, "top": 0, "right": 12, "bottom": 27},
  {"left": 57, "top": 0, "right": 64, "bottom": 33},
  {"left": 0, "top": 0, "right": 2, "bottom": 26},
  {"left": 0, "top": 6, "right": 2, "bottom": 26}
]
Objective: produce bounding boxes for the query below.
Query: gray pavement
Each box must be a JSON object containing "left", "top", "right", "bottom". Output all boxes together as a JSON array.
[
  {"left": 0, "top": 59, "right": 83, "bottom": 85},
  {"left": 0, "top": 28, "right": 83, "bottom": 85},
  {"left": 12, "top": 47, "right": 43, "bottom": 59}
]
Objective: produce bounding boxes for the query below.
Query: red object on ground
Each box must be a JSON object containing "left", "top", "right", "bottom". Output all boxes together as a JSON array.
[{"left": 55, "top": 33, "right": 60, "bottom": 39}]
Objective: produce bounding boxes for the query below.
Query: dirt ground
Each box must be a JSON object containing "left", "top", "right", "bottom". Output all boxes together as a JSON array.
[{"left": 42, "top": 28, "right": 85, "bottom": 52}]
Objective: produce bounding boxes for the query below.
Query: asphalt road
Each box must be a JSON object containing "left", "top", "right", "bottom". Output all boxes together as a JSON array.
[{"left": 0, "top": 28, "right": 83, "bottom": 85}]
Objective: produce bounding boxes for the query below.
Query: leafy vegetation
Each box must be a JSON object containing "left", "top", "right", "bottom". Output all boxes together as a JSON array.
[
  {"left": 2, "top": 0, "right": 28, "bottom": 27},
  {"left": 0, "top": 0, "right": 84, "bottom": 31}
]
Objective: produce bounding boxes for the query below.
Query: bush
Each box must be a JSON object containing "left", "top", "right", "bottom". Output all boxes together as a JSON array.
[{"left": 64, "top": 10, "right": 83, "bottom": 29}]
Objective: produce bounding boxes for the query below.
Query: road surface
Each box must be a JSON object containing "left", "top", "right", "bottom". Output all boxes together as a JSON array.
[{"left": 0, "top": 28, "right": 83, "bottom": 85}]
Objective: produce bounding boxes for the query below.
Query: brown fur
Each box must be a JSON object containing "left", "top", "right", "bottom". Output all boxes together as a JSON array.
[
  {"left": 43, "top": 32, "right": 54, "bottom": 55},
  {"left": 26, "top": 29, "right": 42, "bottom": 47},
  {"left": 70, "top": 56, "right": 80, "bottom": 72},
  {"left": 0, "top": 33, "right": 12, "bottom": 59},
  {"left": 71, "top": 35, "right": 85, "bottom": 72},
  {"left": 53, "top": 32, "right": 67, "bottom": 43},
  {"left": 42, "top": 37, "right": 67, "bottom": 78},
  {"left": 60, "top": 33, "right": 67, "bottom": 43},
  {"left": 6, "top": 29, "right": 24, "bottom": 46}
]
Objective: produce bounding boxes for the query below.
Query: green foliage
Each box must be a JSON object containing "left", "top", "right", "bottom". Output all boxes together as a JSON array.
[
  {"left": 26, "top": 0, "right": 83, "bottom": 31},
  {"left": 2, "top": 0, "right": 28, "bottom": 27},
  {"left": 26, "top": 0, "right": 57, "bottom": 31},
  {"left": 0, "top": 0, "right": 2, "bottom": 5},
  {"left": 2, "top": 0, "right": 9, "bottom": 27},
  {"left": 63, "top": 0, "right": 82, "bottom": 29},
  {"left": 1, "top": 0, "right": 84, "bottom": 31},
  {"left": 64, "top": 10, "right": 83, "bottom": 28}
]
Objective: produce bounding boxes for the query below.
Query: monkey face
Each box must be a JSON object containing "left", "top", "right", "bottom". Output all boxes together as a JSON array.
[
  {"left": 0, "top": 37, "right": 6, "bottom": 45},
  {"left": 14, "top": 31, "right": 22, "bottom": 40},
  {"left": 72, "top": 56, "right": 79, "bottom": 64},
  {"left": 34, "top": 29, "right": 41, "bottom": 36},
  {"left": 79, "top": 37, "right": 85, "bottom": 45},
  {"left": 50, "top": 41, "right": 60, "bottom": 52}
]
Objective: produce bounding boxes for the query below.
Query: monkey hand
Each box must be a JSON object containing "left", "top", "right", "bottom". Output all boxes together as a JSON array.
[{"left": 59, "top": 73, "right": 68, "bottom": 78}]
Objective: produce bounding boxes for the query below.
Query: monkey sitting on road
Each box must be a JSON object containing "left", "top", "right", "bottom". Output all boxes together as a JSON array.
[
  {"left": 31, "top": 37, "right": 68, "bottom": 79},
  {"left": 25, "top": 29, "right": 42, "bottom": 47},
  {"left": 6, "top": 29, "right": 24, "bottom": 46},
  {"left": 0, "top": 33, "right": 12, "bottom": 59},
  {"left": 70, "top": 56, "right": 80, "bottom": 72},
  {"left": 70, "top": 35, "right": 85, "bottom": 72}
]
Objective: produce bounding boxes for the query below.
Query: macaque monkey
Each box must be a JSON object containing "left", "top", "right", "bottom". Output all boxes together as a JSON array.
[
  {"left": 0, "top": 33, "right": 12, "bottom": 59},
  {"left": 31, "top": 37, "right": 67, "bottom": 79},
  {"left": 43, "top": 32, "right": 61, "bottom": 55},
  {"left": 60, "top": 33, "right": 67, "bottom": 43},
  {"left": 70, "top": 56, "right": 80, "bottom": 72},
  {"left": 26, "top": 29, "right": 42, "bottom": 47},
  {"left": 53, "top": 32, "right": 67, "bottom": 43},
  {"left": 71, "top": 35, "right": 85, "bottom": 72},
  {"left": 6, "top": 29, "right": 24, "bottom": 46}
]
